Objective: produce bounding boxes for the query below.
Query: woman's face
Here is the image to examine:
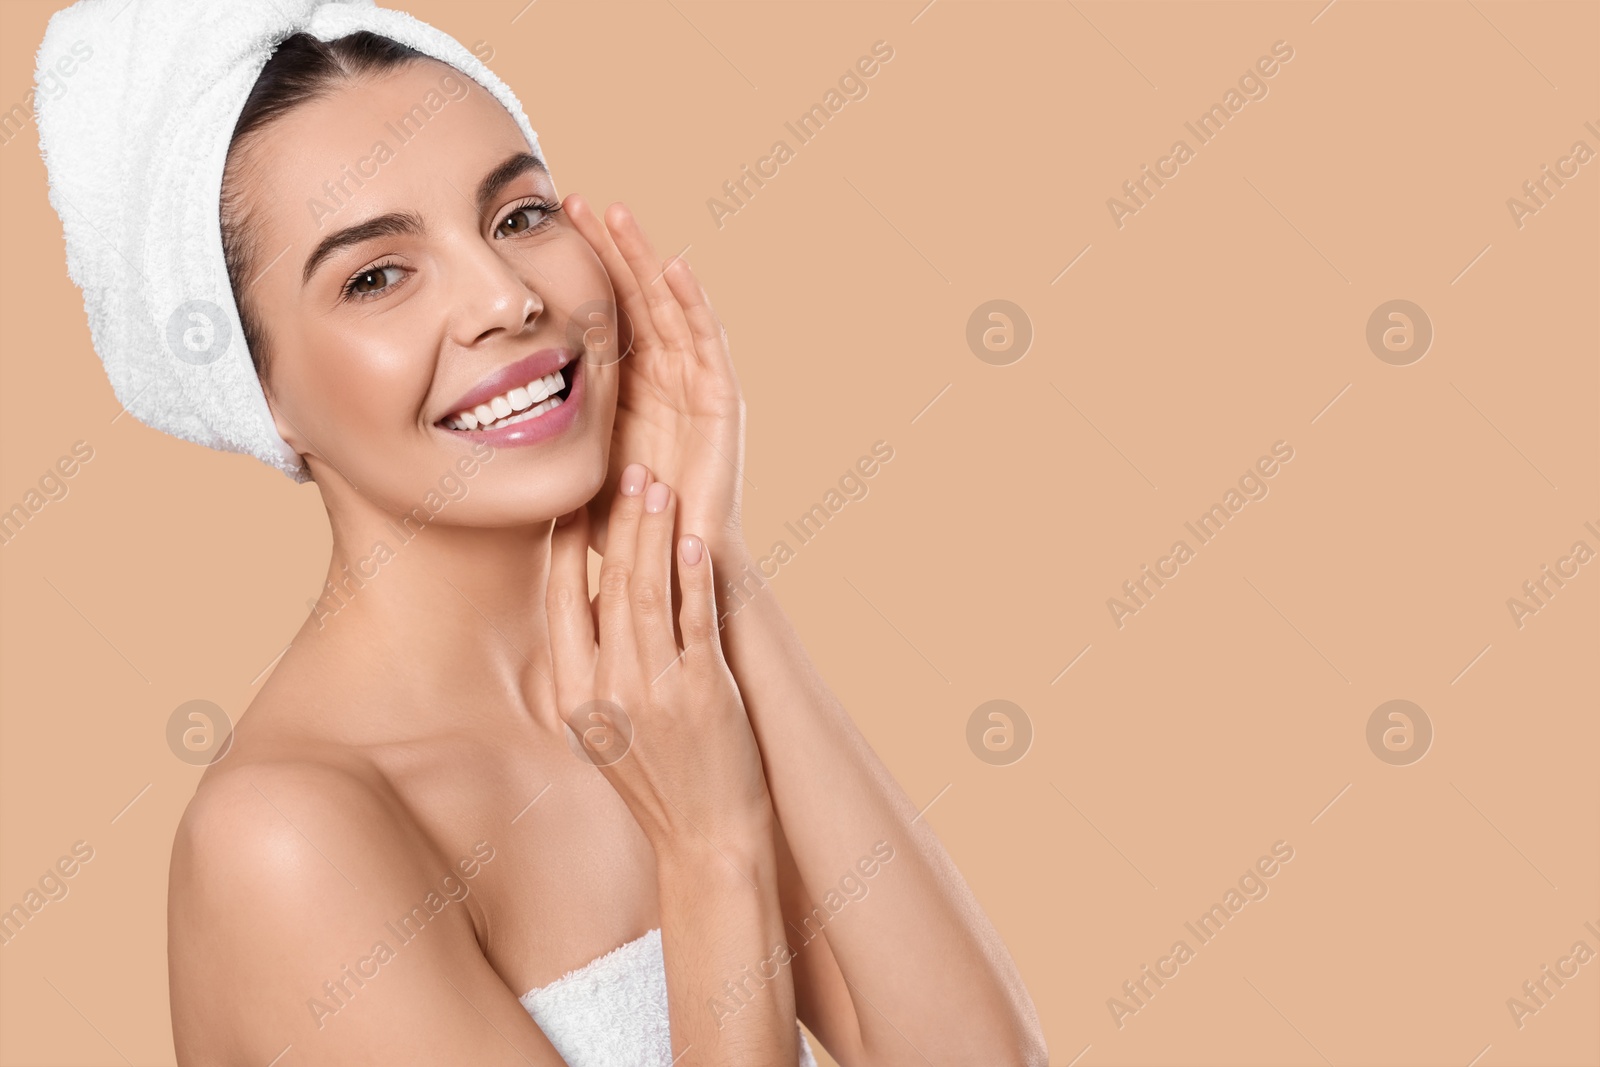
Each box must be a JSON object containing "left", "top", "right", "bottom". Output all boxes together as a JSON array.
[{"left": 232, "top": 58, "right": 618, "bottom": 524}]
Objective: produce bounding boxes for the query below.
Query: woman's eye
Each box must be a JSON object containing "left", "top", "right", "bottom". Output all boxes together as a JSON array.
[
  {"left": 345, "top": 263, "right": 403, "bottom": 298},
  {"left": 496, "top": 202, "right": 555, "bottom": 238}
]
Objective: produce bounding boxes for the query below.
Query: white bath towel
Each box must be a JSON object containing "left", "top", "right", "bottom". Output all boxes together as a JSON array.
[
  {"left": 521, "top": 927, "right": 821, "bottom": 1065},
  {"left": 33, "top": 0, "right": 546, "bottom": 481}
]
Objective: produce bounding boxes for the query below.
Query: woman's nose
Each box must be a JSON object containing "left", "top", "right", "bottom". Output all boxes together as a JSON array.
[{"left": 446, "top": 238, "right": 542, "bottom": 348}]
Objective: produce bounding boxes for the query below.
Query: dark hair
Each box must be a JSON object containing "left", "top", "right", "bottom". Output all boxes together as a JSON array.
[{"left": 220, "top": 31, "right": 429, "bottom": 387}]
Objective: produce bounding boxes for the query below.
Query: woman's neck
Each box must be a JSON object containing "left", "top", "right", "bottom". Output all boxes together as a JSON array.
[{"left": 263, "top": 507, "right": 569, "bottom": 744}]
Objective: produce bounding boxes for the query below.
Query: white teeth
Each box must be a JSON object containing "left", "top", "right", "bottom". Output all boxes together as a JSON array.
[
  {"left": 527, "top": 371, "right": 562, "bottom": 403},
  {"left": 446, "top": 370, "right": 567, "bottom": 431},
  {"left": 475, "top": 394, "right": 564, "bottom": 430}
]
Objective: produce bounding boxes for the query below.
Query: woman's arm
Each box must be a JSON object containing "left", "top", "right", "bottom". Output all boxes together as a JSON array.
[
  {"left": 709, "top": 550, "right": 1049, "bottom": 1066},
  {"left": 655, "top": 826, "right": 795, "bottom": 1060},
  {"left": 554, "top": 196, "right": 1044, "bottom": 1063},
  {"left": 547, "top": 470, "right": 798, "bottom": 1063}
]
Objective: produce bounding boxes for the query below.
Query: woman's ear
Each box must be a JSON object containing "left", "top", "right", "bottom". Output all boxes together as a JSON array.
[{"left": 264, "top": 392, "right": 315, "bottom": 463}]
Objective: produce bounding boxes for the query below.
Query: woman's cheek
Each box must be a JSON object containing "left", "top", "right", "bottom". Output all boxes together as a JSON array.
[{"left": 328, "top": 328, "right": 434, "bottom": 431}]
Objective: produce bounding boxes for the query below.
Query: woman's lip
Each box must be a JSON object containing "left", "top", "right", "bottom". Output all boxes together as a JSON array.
[
  {"left": 439, "top": 347, "right": 575, "bottom": 421},
  {"left": 436, "top": 356, "right": 584, "bottom": 448}
]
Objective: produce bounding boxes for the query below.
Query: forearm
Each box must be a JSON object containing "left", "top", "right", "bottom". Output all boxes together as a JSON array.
[
  {"left": 712, "top": 547, "right": 1046, "bottom": 1064},
  {"left": 655, "top": 828, "right": 799, "bottom": 1065}
]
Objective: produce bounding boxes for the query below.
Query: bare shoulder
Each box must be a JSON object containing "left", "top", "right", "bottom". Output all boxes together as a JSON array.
[
  {"left": 168, "top": 755, "right": 548, "bottom": 1065},
  {"left": 168, "top": 667, "right": 443, "bottom": 923},
  {"left": 171, "top": 755, "right": 398, "bottom": 909},
  {"left": 167, "top": 759, "right": 415, "bottom": 1035}
]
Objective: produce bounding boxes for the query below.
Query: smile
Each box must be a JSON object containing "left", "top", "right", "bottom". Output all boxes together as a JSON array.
[
  {"left": 441, "top": 367, "right": 571, "bottom": 430},
  {"left": 435, "top": 347, "right": 584, "bottom": 446}
]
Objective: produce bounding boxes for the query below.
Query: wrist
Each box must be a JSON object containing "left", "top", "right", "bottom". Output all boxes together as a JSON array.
[
  {"left": 708, "top": 541, "right": 767, "bottom": 620},
  {"left": 705, "top": 531, "right": 750, "bottom": 572},
  {"left": 654, "top": 810, "right": 777, "bottom": 889}
]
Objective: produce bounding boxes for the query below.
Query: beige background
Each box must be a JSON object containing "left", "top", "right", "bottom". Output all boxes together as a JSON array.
[{"left": 2, "top": 0, "right": 1597, "bottom": 1063}]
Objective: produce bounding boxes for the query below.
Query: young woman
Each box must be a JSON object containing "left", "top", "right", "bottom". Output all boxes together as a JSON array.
[{"left": 125, "top": 22, "right": 1042, "bottom": 1067}]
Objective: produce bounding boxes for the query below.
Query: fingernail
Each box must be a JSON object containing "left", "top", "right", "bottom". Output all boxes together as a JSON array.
[
  {"left": 679, "top": 535, "right": 703, "bottom": 566},
  {"left": 620, "top": 463, "right": 647, "bottom": 495},
  {"left": 644, "top": 481, "right": 670, "bottom": 514}
]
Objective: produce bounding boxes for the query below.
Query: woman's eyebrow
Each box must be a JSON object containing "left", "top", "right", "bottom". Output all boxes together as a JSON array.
[
  {"left": 298, "top": 154, "right": 546, "bottom": 285},
  {"left": 476, "top": 152, "right": 548, "bottom": 218},
  {"left": 302, "top": 210, "right": 425, "bottom": 284}
]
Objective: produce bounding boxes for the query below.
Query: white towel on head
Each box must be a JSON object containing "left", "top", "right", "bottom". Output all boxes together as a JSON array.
[{"left": 33, "top": 0, "right": 546, "bottom": 481}]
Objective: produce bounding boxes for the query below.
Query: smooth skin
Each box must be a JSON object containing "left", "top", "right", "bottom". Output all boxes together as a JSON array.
[
  {"left": 167, "top": 58, "right": 1045, "bottom": 1066},
  {"left": 562, "top": 192, "right": 1048, "bottom": 1062},
  {"left": 550, "top": 485, "right": 798, "bottom": 1063}
]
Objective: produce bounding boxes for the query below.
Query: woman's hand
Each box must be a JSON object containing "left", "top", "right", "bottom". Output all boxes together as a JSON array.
[
  {"left": 546, "top": 462, "right": 772, "bottom": 852},
  {"left": 546, "top": 467, "right": 801, "bottom": 1064},
  {"left": 564, "top": 196, "right": 748, "bottom": 567}
]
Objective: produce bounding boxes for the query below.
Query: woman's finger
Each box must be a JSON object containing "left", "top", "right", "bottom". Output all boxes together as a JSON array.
[
  {"left": 546, "top": 504, "right": 597, "bottom": 712},
  {"left": 660, "top": 257, "right": 735, "bottom": 376},
  {"left": 563, "top": 194, "right": 660, "bottom": 359},
  {"left": 675, "top": 533, "right": 725, "bottom": 670},
  {"left": 602, "top": 202, "right": 697, "bottom": 357},
  {"left": 596, "top": 462, "right": 651, "bottom": 671},
  {"left": 631, "top": 479, "right": 682, "bottom": 683}
]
